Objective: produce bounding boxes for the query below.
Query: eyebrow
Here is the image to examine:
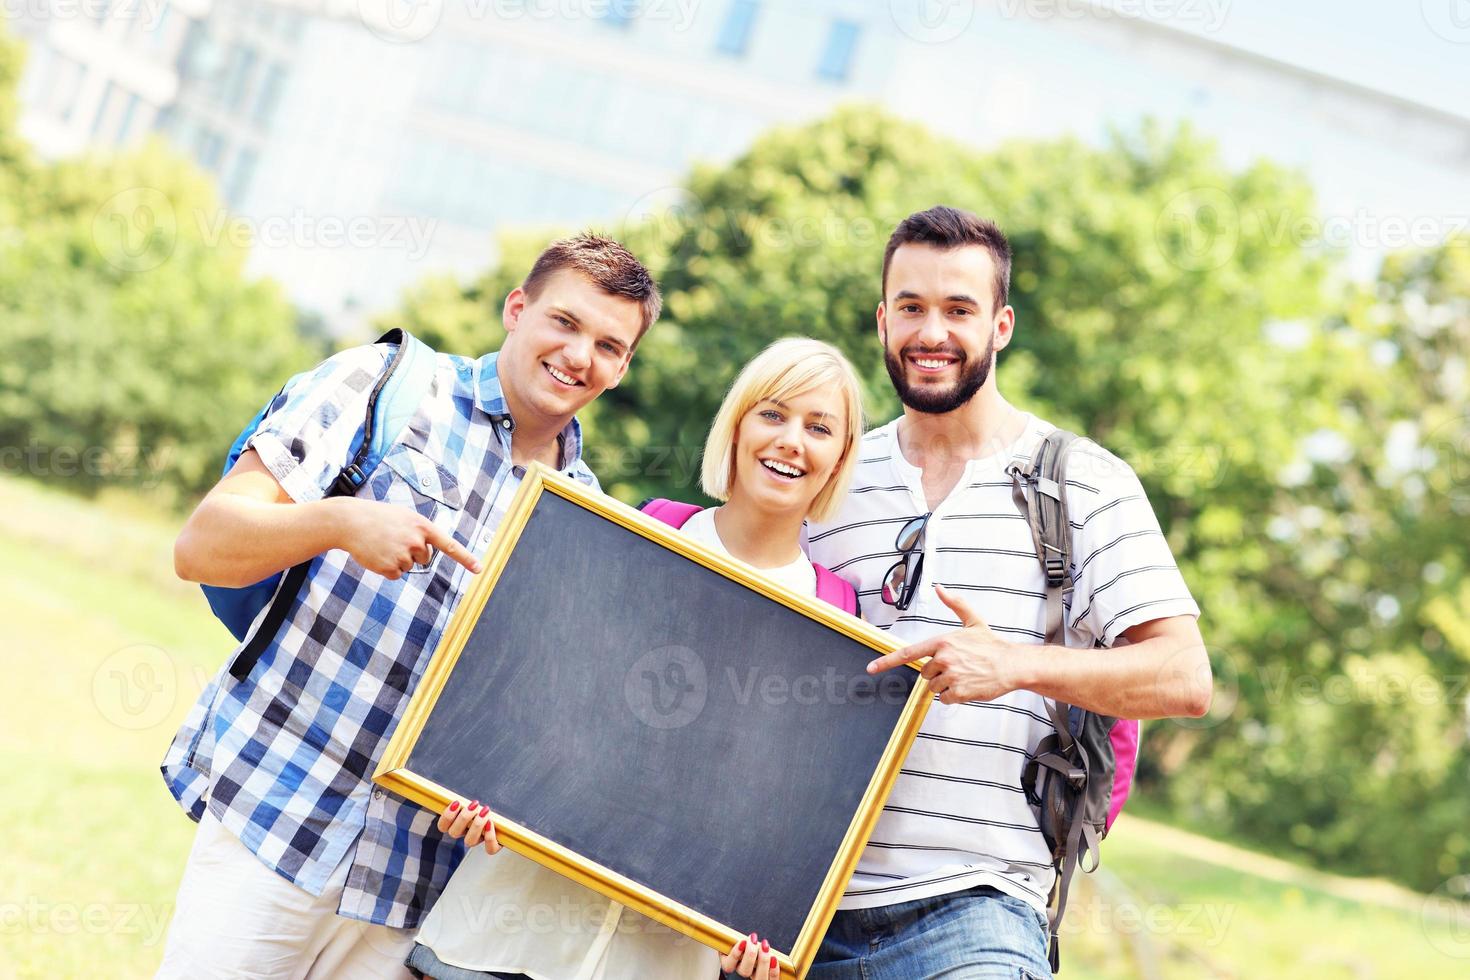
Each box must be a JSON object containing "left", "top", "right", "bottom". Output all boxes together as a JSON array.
[
  {"left": 769, "top": 399, "right": 836, "bottom": 421},
  {"left": 892, "top": 290, "right": 981, "bottom": 306}
]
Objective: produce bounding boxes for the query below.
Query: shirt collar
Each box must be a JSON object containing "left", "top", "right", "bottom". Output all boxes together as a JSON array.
[{"left": 476, "top": 351, "right": 588, "bottom": 472}]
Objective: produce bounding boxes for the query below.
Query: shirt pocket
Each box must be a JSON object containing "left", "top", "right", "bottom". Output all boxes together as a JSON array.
[{"left": 373, "top": 444, "right": 466, "bottom": 574}]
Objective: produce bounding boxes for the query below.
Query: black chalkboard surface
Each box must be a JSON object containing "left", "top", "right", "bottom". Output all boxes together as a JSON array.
[{"left": 376, "top": 465, "right": 931, "bottom": 979}]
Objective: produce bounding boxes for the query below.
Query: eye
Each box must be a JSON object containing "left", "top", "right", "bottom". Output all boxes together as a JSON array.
[
  {"left": 950, "top": 307, "right": 972, "bottom": 317},
  {"left": 758, "top": 409, "right": 783, "bottom": 423},
  {"left": 808, "top": 423, "right": 833, "bottom": 436},
  {"left": 598, "top": 341, "right": 620, "bottom": 354},
  {"left": 554, "top": 315, "right": 574, "bottom": 329},
  {"left": 900, "top": 304, "right": 921, "bottom": 314}
]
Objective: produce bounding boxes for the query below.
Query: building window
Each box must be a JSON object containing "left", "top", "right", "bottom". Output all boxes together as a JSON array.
[
  {"left": 91, "top": 81, "right": 118, "bottom": 139},
  {"left": 226, "top": 148, "right": 257, "bottom": 205},
  {"left": 715, "top": 0, "right": 758, "bottom": 56},
  {"left": 196, "top": 128, "right": 225, "bottom": 172},
  {"left": 253, "top": 63, "right": 286, "bottom": 127},
  {"left": 115, "top": 94, "right": 142, "bottom": 143},
  {"left": 816, "top": 20, "right": 859, "bottom": 82},
  {"left": 219, "top": 44, "right": 258, "bottom": 110}
]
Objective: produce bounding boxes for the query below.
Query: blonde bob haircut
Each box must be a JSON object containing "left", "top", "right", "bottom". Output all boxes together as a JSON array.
[{"left": 700, "top": 337, "right": 865, "bottom": 524}]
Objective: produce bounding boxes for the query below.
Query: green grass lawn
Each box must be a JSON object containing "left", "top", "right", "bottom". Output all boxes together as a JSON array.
[{"left": 2, "top": 474, "right": 1466, "bottom": 978}]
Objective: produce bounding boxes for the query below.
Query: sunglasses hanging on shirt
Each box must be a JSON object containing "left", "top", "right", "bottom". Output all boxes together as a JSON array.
[{"left": 880, "top": 512, "right": 931, "bottom": 612}]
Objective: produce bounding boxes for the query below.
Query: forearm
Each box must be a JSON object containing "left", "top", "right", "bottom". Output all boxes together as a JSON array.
[
  {"left": 174, "top": 494, "right": 349, "bottom": 587},
  {"left": 1009, "top": 635, "right": 1212, "bottom": 720}
]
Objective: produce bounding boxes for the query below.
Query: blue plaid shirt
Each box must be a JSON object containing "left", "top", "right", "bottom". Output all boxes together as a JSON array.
[{"left": 161, "top": 343, "right": 598, "bottom": 928}]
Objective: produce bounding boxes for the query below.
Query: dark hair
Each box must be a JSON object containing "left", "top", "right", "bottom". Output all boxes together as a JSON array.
[
  {"left": 881, "top": 206, "right": 1012, "bottom": 310},
  {"left": 522, "top": 232, "right": 663, "bottom": 343}
]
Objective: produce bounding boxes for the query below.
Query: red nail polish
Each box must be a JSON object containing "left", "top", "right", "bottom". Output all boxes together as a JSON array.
[
  {"left": 761, "top": 938, "right": 770, "bottom": 953},
  {"left": 737, "top": 940, "right": 746, "bottom": 953},
  {"left": 770, "top": 954, "right": 777, "bottom": 970},
  {"left": 469, "top": 800, "right": 480, "bottom": 810},
  {"left": 749, "top": 932, "right": 757, "bottom": 943},
  {"left": 448, "top": 800, "right": 460, "bottom": 812}
]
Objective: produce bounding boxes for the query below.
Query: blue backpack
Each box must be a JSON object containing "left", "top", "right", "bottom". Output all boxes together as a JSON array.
[{"left": 202, "top": 328, "right": 438, "bottom": 680}]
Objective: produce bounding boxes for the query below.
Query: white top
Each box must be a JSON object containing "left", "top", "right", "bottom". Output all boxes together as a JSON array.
[
  {"left": 414, "top": 506, "right": 818, "bottom": 980},
  {"left": 806, "top": 414, "right": 1200, "bottom": 914}
]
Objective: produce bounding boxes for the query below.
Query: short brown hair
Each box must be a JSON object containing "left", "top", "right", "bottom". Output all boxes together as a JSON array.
[
  {"left": 881, "top": 206, "right": 1012, "bottom": 311},
  {"left": 522, "top": 232, "right": 662, "bottom": 342}
]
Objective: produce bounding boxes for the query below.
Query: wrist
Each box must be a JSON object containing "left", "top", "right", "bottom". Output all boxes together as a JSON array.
[
  {"left": 316, "top": 495, "right": 359, "bottom": 552},
  {"left": 1007, "top": 644, "right": 1042, "bottom": 693}
]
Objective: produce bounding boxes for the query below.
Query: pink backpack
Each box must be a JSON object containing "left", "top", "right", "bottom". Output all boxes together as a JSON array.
[{"left": 638, "top": 499, "right": 859, "bottom": 616}]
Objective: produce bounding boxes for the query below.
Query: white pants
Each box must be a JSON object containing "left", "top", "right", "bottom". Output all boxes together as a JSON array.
[{"left": 156, "top": 812, "right": 415, "bottom": 980}]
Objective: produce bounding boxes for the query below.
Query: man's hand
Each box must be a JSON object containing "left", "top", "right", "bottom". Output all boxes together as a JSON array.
[
  {"left": 331, "top": 497, "right": 482, "bottom": 580},
  {"left": 866, "top": 585, "right": 1025, "bottom": 704}
]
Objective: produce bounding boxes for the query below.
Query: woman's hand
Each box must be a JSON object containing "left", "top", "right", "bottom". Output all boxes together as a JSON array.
[
  {"left": 435, "top": 798, "right": 501, "bottom": 855},
  {"left": 719, "top": 932, "right": 779, "bottom": 978}
]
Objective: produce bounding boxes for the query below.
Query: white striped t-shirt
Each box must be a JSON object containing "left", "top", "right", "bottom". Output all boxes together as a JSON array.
[{"left": 806, "top": 413, "right": 1199, "bottom": 913}]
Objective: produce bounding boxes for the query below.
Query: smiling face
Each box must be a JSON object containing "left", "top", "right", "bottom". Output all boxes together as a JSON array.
[
  {"left": 878, "top": 243, "right": 1014, "bottom": 414},
  {"left": 498, "top": 268, "right": 646, "bottom": 425},
  {"left": 728, "top": 383, "right": 850, "bottom": 520}
]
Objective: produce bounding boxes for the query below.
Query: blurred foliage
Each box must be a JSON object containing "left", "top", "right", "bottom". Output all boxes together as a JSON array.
[
  {"left": 0, "top": 26, "right": 316, "bottom": 502},
  {"left": 380, "top": 107, "right": 1469, "bottom": 893}
]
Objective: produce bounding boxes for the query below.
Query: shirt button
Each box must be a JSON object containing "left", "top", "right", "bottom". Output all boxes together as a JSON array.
[
  {"left": 501, "top": 419, "right": 512, "bottom": 430},
  {"left": 480, "top": 530, "right": 493, "bottom": 544},
  {"left": 419, "top": 476, "right": 432, "bottom": 489},
  {"left": 372, "top": 788, "right": 385, "bottom": 801}
]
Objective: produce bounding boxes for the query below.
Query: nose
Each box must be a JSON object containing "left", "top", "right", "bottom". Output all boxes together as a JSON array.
[
  {"left": 772, "top": 417, "right": 803, "bottom": 456},
  {"left": 914, "top": 309, "right": 949, "bottom": 348},
  {"left": 562, "top": 334, "right": 592, "bottom": 372}
]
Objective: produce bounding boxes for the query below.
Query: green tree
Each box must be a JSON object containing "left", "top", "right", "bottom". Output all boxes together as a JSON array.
[{"left": 0, "top": 40, "right": 316, "bottom": 501}]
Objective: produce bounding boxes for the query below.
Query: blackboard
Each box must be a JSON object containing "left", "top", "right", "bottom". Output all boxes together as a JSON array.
[{"left": 377, "top": 465, "right": 931, "bottom": 979}]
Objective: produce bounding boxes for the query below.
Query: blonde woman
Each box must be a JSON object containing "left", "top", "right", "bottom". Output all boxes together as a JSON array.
[{"left": 408, "top": 338, "right": 866, "bottom": 980}]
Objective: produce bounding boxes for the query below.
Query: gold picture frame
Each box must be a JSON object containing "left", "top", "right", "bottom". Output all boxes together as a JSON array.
[{"left": 375, "top": 463, "right": 931, "bottom": 979}]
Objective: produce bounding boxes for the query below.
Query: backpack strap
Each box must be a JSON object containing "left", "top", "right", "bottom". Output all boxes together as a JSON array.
[
  {"left": 1006, "top": 428, "right": 1080, "bottom": 646},
  {"left": 638, "top": 500, "right": 858, "bottom": 615},
  {"left": 226, "top": 329, "right": 437, "bottom": 681},
  {"left": 1006, "top": 427, "right": 1084, "bottom": 970},
  {"left": 637, "top": 497, "right": 704, "bottom": 530}
]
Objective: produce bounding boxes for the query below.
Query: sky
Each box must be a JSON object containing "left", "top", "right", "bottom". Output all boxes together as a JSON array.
[{"left": 1118, "top": 0, "right": 1470, "bottom": 121}]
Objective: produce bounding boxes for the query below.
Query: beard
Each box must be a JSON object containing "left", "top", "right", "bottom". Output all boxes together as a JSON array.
[{"left": 884, "top": 330, "right": 996, "bottom": 414}]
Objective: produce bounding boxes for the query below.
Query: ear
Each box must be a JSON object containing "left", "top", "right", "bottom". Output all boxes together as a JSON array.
[
  {"left": 992, "top": 304, "right": 1016, "bottom": 354},
  {"left": 876, "top": 300, "right": 887, "bottom": 347},
  {"left": 605, "top": 352, "right": 633, "bottom": 390},
  {"left": 502, "top": 287, "right": 527, "bottom": 335}
]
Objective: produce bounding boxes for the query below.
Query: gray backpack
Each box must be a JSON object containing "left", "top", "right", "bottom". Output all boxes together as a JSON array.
[{"left": 1006, "top": 429, "right": 1141, "bottom": 974}]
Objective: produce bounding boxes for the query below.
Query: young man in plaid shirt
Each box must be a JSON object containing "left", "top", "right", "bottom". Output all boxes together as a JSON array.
[{"left": 157, "top": 235, "right": 660, "bottom": 978}]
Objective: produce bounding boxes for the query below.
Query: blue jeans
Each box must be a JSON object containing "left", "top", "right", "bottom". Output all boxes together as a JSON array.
[{"left": 808, "top": 885, "right": 1053, "bottom": 980}]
